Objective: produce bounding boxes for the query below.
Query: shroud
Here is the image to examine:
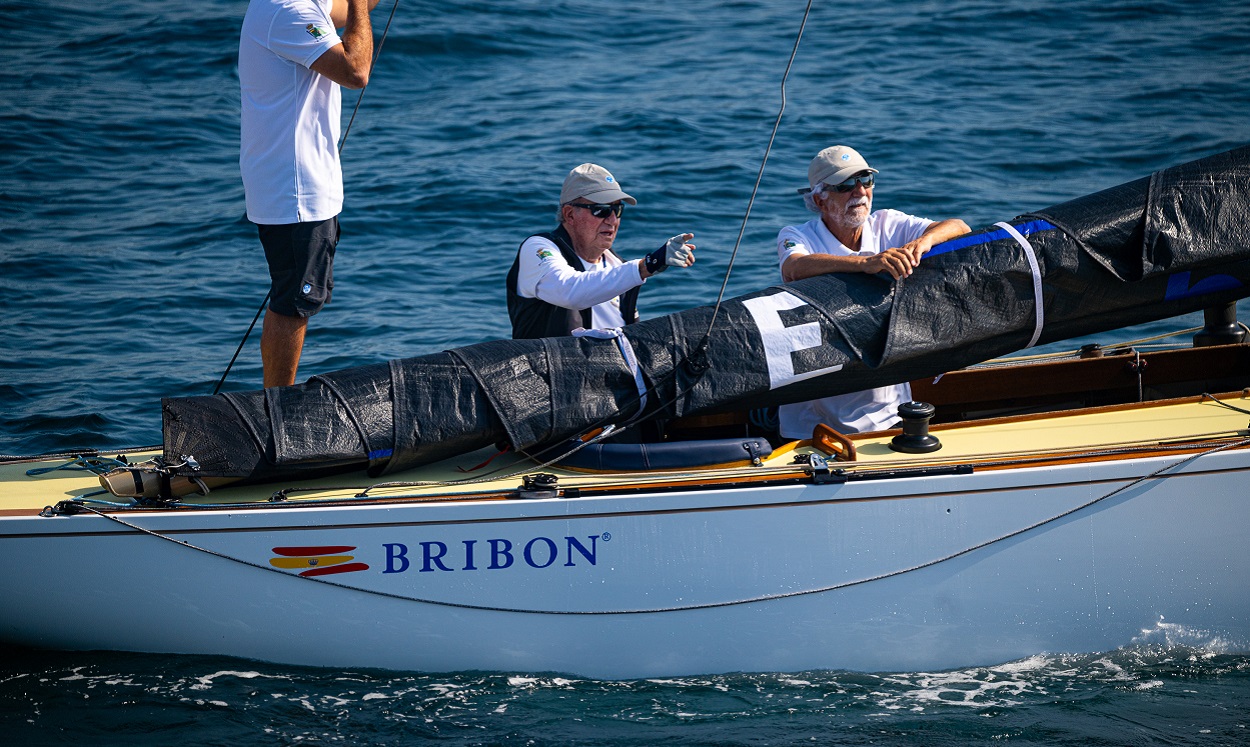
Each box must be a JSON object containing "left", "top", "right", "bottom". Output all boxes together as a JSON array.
[{"left": 164, "top": 146, "right": 1250, "bottom": 485}]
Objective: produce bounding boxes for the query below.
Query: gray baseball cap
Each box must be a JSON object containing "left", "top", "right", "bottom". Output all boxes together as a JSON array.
[
  {"left": 559, "top": 163, "right": 637, "bottom": 205},
  {"left": 807, "top": 145, "right": 878, "bottom": 191}
]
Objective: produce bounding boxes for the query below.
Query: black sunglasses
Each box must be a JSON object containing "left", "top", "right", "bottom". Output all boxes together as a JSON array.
[
  {"left": 568, "top": 202, "right": 624, "bottom": 219},
  {"left": 829, "top": 173, "right": 875, "bottom": 193}
]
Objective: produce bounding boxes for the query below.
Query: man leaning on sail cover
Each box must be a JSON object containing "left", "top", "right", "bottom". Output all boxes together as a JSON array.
[
  {"left": 775, "top": 145, "right": 970, "bottom": 439},
  {"left": 239, "top": 0, "right": 380, "bottom": 388},
  {"left": 506, "top": 163, "right": 699, "bottom": 339}
]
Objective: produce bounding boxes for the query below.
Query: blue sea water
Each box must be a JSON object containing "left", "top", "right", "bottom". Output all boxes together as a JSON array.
[{"left": 3, "top": 0, "right": 1250, "bottom": 743}]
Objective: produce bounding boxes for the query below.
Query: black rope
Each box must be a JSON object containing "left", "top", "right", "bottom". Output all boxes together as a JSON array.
[
  {"left": 1, "top": 445, "right": 161, "bottom": 466},
  {"left": 212, "top": 291, "right": 269, "bottom": 396},
  {"left": 1202, "top": 391, "right": 1250, "bottom": 417}
]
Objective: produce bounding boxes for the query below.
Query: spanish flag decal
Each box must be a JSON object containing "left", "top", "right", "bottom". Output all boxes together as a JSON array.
[{"left": 270, "top": 546, "right": 369, "bottom": 577}]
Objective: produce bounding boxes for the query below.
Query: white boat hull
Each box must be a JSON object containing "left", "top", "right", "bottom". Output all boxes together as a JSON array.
[{"left": 3, "top": 447, "right": 1247, "bottom": 678}]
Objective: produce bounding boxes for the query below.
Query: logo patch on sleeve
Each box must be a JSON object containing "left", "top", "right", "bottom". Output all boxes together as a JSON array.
[
  {"left": 306, "top": 23, "right": 328, "bottom": 39},
  {"left": 536, "top": 248, "right": 554, "bottom": 260}
]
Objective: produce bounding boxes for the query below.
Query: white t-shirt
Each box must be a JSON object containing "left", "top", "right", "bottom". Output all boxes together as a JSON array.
[
  {"left": 239, "top": 0, "right": 343, "bottom": 225},
  {"left": 775, "top": 210, "right": 932, "bottom": 439},
  {"left": 514, "top": 235, "right": 646, "bottom": 330}
]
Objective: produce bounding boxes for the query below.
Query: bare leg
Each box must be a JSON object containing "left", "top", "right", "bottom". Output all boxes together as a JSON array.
[{"left": 261, "top": 309, "right": 307, "bottom": 388}]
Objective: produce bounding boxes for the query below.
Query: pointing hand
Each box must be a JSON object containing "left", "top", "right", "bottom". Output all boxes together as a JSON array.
[
  {"left": 664, "top": 233, "right": 696, "bottom": 268},
  {"left": 643, "top": 233, "right": 697, "bottom": 276}
]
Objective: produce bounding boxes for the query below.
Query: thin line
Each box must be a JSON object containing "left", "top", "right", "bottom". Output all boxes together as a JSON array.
[
  {"left": 338, "top": 0, "right": 401, "bottom": 156},
  {"left": 701, "top": 0, "right": 815, "bottom": 342},
  {"left": 212, "top": 292, "right": 269, "bottom": 396}
]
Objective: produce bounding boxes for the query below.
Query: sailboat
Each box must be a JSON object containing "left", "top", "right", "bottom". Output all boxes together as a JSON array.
[{"left": 1, "top": 145, "right": 1247, "bottom": 678}]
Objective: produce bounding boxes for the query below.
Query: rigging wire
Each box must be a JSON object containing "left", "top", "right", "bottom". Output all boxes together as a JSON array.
[
  {"left": 211, "top": 292, "right": 269, "bottom": 396},
  {"left": 696, "top": 0, "right": 815, "bottom": 354},
  {"left": 339, "top": 0, "right": 402, "bottom": 157},
  {"left": 213, "top": 0, "right": 402, "bottom": 395}
]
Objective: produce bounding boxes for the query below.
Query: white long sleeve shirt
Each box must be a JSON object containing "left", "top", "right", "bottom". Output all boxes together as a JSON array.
[{"left": 513, "top": 235, "right": 646, "bottom": 329}]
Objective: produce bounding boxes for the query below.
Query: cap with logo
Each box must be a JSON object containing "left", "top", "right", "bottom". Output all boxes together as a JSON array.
[
  {"left": 806, "top": 145, "right": 879, "bottom": 192},
  {"left": 560, "top": 163, "right": 637, "bottom": 205}
]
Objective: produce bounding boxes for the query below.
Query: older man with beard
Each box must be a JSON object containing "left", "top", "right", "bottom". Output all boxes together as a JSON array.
[{"left": 775, "top": 145, "right": 969, "bottom": 439}]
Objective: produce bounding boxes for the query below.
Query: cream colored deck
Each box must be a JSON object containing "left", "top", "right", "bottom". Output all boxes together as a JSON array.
[{"left": 2, "top": 393, "right": 1247, "bottom": 514}]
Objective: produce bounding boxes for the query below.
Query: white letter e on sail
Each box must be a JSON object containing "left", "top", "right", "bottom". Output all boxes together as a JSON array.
[{"left": 741, "top": 291, "right": 842, "bottom": 390}]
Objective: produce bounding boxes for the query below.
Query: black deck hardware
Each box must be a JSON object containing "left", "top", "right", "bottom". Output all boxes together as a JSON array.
[
  {"left": 517, "top": 472, "right": 559, "bottom": 500},
  {"left": 1194, "top": 302, "right": 1248, "bottom": 347},
  {"left": 801, "top": 454, "right": 848, "bottom": 485},
  {"left": 890, "top": 401, "right": 942, "bottom": 454}
]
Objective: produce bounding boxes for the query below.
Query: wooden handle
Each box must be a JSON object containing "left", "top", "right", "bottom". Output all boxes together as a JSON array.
[{"left": 812, "top": 423, "right": 856, "bottom": 461}]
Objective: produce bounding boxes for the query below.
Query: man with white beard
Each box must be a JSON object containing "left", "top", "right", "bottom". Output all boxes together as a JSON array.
[{"left": 774, "top": 145, "right": 969, "bottom": 439}]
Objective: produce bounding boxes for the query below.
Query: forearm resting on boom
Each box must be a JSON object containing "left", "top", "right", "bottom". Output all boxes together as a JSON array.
[
  {"left": 313, "top": 0, "right": 381, "bottom": 89},
  {"left": 782, "top": 218, "right": 970, "bottom": 282}
]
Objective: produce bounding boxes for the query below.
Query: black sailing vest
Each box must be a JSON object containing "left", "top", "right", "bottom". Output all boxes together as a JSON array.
[{"left": 506, "top": 226, "right": 641, "bottom": 340}]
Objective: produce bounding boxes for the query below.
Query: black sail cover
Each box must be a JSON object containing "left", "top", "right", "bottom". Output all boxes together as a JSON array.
[{"left": 164, "top": 146, "right": 1250, "bottom": 484}]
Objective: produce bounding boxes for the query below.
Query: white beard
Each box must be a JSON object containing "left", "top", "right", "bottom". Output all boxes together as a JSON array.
[{"left": 831, "top": 196, "right": 870, "bottom": 229}]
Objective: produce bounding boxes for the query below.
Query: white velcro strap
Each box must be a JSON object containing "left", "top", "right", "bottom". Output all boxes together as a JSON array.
[
  {"left": 572, "top": 327, "right": 648, "bottom": 412},
  {"left": 994, "top": 221, "right": 1045, "bottom": 349}
]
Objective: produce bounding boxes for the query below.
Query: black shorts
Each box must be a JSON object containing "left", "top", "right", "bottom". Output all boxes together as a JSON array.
[{"left": 258, "top": 217, "right": 340, "bottom": 318}]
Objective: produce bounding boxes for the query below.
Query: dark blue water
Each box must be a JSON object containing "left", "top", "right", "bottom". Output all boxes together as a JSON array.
[
  {"left": 4, "top": 0, "right": 1250, "bottom": 743},
  {"left": 2, "top": 646, "right": 1248, "bottom": 745}
]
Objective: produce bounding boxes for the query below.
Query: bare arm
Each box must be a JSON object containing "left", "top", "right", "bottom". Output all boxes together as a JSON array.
[
  {"left": 782, "top": 252, "right": 895, "bottom": 283},
  {"left": 310, "top": 0, "right": 378, "bottom": 89},
  {"left": 893, "top": 218, "right": 971, "bottom": 265},
  {"left": 329, "top": 0, "right": 381, "bottom": 27},
  {"left": 782, "top": 218, "right": 971, "bottom": 282}
]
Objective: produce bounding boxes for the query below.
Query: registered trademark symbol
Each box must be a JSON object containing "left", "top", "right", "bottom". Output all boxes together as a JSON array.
[{"left": 601, "top": 532, "right": 611, "bottom": 541}]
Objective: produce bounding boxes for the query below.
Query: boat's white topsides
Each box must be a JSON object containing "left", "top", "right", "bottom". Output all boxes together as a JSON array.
[{"left": 2, "top": 390, "right": 1248, "bottom": 677}]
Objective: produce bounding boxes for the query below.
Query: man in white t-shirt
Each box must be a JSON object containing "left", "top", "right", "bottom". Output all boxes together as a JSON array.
[
  {"left": 775, "top": 145, "right": 970, "bottom": 439},
  {"left": 239, "top": 0, "right": 378, "bottom": 388},
  {"left": 506, "top": 163, "right": 699, "bottom": 339}
]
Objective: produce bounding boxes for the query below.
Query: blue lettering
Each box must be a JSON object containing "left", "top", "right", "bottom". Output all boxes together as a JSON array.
[
  {"left": 383, "top": 534, "right": 603, "bottom": 573},
  {"left": 420, "top": 541, "right": 453, "bottom": 572},
  {"left": 524, "top": 537, "right": 558, "bottom": 568},
  {"left": 565, "top": 535, "right": 598, "bottom": 566},
  {"left": 489, "top": 538, "right": 514, "bottom": 569},
  {"left": 383, "top": 543, "right": 409, "bottom": 573}
]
